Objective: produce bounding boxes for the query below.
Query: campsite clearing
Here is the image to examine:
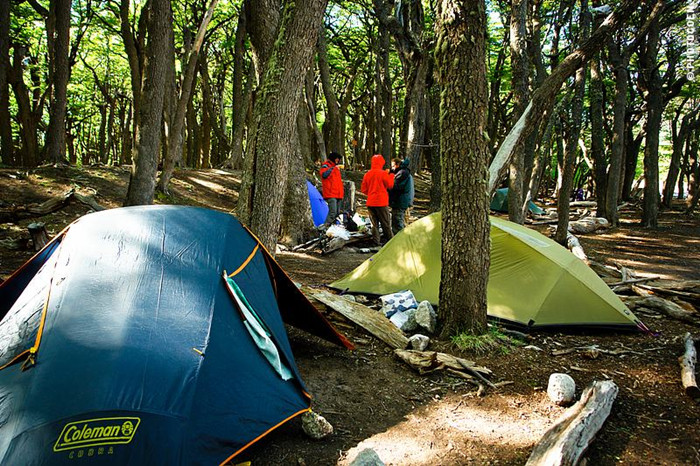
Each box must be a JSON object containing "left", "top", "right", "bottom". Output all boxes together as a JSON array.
[{"left": 1, "top": 165, "right": 699, "bottom": 465}]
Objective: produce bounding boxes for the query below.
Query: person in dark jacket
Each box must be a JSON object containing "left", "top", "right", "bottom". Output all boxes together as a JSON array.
[
  {"left": 319, "top": 152, "right": 344, "bottom": 229},
  {"left": 361, "top": 154, "right": 395, "bottom": 245},
  {"left": 389, "top": 157, "right": 414, "bottom": 233}
]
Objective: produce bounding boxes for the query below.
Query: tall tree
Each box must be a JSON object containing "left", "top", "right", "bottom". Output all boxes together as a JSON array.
[
  {"left": 436, "top": 0, "right": 490, "bottom": 337},
  {"left": 0, "top": 1, "right": 10, "bottom": 164},
  {"left": 554, "top": 0, "right": 590, "bottom": 246},
  {"left": 124, "top": 0, "right": 173, "bottom": 206},
  {"left": 507, "top": 0, "right": 529, "bottom": 224},
  {"left": 236, "top": 0, "right": 328, "bottom": 252},
  {"left": 45, "top": 0, "right": 71, "bottom": 164}
]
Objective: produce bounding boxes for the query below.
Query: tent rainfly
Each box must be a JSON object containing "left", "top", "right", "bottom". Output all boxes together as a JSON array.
[
  {"left": 331, "top": 212, "right": 645, "bottom": 330},
  {"left": 0, "top": 206, "right": 352, "bottom": 465},
  {"left": 490, "top": 187, "right": 546, "bottom": 215}
]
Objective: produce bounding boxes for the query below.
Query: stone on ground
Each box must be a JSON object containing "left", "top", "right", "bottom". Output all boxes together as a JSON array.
[
  {"left": 414, "top": 300, "right": 437, "bottom": 334},
  {"left": 349, "top": 448, "right": 385, "bottom": 466},
  {"left": 301, "top": 411, "right": 334, "bottom": 439},
  {"left": 547, "top": 373, "right": 576, "bottom": 406},
  {"left": 408, "top": 334, "right": 430, "bottom": 350}
]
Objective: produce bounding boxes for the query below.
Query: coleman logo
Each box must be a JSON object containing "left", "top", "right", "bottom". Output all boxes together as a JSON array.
[{"left": 54, "top": 417, "right": 140, "bottom": 452}]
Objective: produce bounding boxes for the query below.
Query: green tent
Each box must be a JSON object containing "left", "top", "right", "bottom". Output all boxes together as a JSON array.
[
  {"left": 491, "top": 187, "right": 546, "bottom": 215},
  {"left": 331, "top": 213, "right": 645, "bottom": 330}
]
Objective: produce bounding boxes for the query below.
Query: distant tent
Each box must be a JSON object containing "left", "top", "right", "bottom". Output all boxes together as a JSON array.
[
  {"left": 491, "top": 187, "right": 545, "bottom": 215},
  {"left": 307, "top": 180, "right": 329, "bottom": 227},
  {"left": 0, "top": 206, "right": 352, "bottom": 465},
  {"left": 331, "top": 212, "right": 645, "bottom": 330}
]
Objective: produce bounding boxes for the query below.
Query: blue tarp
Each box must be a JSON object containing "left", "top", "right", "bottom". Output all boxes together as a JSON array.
[
  {"left": 306, "top": 180, "right": 329, "bottom": 227},
  {"left": 0, "top": 206, "right": 350, "bottom": 465}
]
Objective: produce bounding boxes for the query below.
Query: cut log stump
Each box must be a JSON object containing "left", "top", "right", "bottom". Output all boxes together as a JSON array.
[
  {"left": 28, "top": 222, "right": 49, "bottom": 251},
  {"left": 526, "top": 380, "right": 618, "bottom": 466},
  {"left": 679, "top": 333, "right": 700, "bottom": 398}
]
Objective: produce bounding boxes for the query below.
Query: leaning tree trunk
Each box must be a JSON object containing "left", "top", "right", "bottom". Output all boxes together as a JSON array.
[
  {"left": 0, "top": 0, "right": 11, "bottom": 165},
  {"left": 436, "top": 0, "right": 490, "bottom": 337},
  {"left": 487, "top": 0, "right": 639, "bottom": 195},
  {"left": 554, "top": 0, "right": 589, "bottom": 246},
  {"left": 123, "top": 0, "right": 172, "bottom": 206},
  {"left": 236, "top": 0, "right": 328, "bottom": 253},
  {"left": 605, "top": 40, "right": 628, "bottom": 226},
  {"left": 318, "top": 28, "right": 343, "bottom": 155},
  {"left": 45, "top": 0, "right": 71, "bottom": 164}
]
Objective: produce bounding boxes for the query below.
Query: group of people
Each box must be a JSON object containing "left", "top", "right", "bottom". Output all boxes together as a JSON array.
[{"left": 319, "top": 151, "right": 414, "bottom": 246}]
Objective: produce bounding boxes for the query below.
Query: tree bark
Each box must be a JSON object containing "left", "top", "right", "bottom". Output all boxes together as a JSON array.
[
  {"left": 45, "top": 0, "right": 71, "bottom": 164},
  {"left": 590, "top": 3, "right": 606, "bottom": 218},
  {"left": 664, "top": 108, "right": 699, "bottom": 207},
  {"left": 436, "top": 0, "right": 490, "bottom": 337},
  {"left": 554, "top": 0, "right": 590, "bottom": 247},
  {"left": 157, "top": 0, "right": 219, "bottom": 193},
  {"left": 124, "top": 0, "right": 172, "bottom": 206},
  {"left": 640, "top": 20, "right": 663, "bottom": 228},
  {"left": 605, "top": 40, "right": 628, "bottom": 226},
  {"left": 318, "top": 28, "right": 343, "bottom": 155},
  {"left": 0, "top": 1, "right": 11, "bottom": 165},
  {"left": 507, "top": 0, "right": 529, "bottom": 224},
  {"left": 236, "top": 0, "right": 328, "bottom": 253},
  {"left": 487, "top": 0, "right": 639, "bottom": 195},
  {"left": 9, "top": 45, "right": 39, "bottom": 167}
]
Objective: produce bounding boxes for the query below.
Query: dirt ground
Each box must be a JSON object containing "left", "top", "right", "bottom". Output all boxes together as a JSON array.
[{"left": 1, "top": 165, "right": 699, "bottom": 466}]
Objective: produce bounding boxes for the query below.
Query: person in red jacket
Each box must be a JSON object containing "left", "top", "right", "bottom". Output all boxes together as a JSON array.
[
  {"left": 319, "top": 152, "right": 344, "bottom": 230},
  {"left": 361, "top": 154, "right": 395, "bottom": 245}
]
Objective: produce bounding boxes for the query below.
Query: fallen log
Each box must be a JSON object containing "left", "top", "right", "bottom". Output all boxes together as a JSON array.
[
  {"left": 566, "top": 233, "right": 587, "bottom": 263},
  {"left": 621, "top": 296, "right": 700, "bottom": 325},
  {"left": 72, "top": 191, "right": 106, "bottom": 211},
  {"left": 394, "top": 349, "right": 493, "bottom": 385},
  {"left": 322, "top": 232, "right": 372, "bottom": 255},
  {"left": 303, "top": 287, "right": 409, "bottom": 349},
  {"left": 526, "top": 380, "right": 619, "bottom": 466},
  {"left": 679, "top": 333, "right": 700, "bottom": 398},
  {"left": 635, "top": 282, "right": 700, "bottom": 305},
  {"left": 568, "top": 217, "right": 609, "bottom": 235}
]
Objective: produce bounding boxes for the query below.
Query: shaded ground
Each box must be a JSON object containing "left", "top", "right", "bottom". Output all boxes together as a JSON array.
[{"left": 1, "top": 165, "right": 699, "bottom": 465}]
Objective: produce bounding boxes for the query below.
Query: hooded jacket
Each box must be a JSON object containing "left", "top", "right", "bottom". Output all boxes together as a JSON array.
[
  {"left": 389, "top": 158, "right": 415, "bottom": 209},
  {"left": 319, "top": 158, "right": 344, "bottom": 199},
  {"left": 361, "top": 155, "right": 395, "bottom": 207}
]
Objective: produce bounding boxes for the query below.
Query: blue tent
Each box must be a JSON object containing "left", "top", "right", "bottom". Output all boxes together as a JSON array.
[
  {"left": 306, "top": 180, "right": 329, "bottom": 227},
  {"left": 0, "top": 206, "right": 351, "bottom": 465},
  {"left": 490, "top": 187, "right": 546, "bottom": 215}
]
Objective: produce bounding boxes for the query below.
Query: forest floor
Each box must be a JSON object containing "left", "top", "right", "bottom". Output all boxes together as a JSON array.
[{"left": 1, "top": 165, "right": 699, "bottom": 466}]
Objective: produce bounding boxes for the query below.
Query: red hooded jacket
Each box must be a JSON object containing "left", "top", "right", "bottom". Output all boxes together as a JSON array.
[
  {"left": 319, "top": 159, "right": 344, "bottom": 199},
  {"left": 361, "top": 155, "right": 395, "bottom": 207}
]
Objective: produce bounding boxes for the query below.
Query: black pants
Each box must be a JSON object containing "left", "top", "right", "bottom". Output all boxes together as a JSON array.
[{"left": 368, "top": 206, "right": 393, "bottom": 245}]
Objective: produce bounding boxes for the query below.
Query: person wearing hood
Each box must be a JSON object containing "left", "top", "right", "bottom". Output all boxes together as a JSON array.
[
  {"left": 389, "top": 157, "right": 414, "bottom": 233},
  {"left": 361, "top": 154, "right": 395, "bottom": 245},
  {"left": 319, "top": 152, "right": 344, "bottom": 229}
]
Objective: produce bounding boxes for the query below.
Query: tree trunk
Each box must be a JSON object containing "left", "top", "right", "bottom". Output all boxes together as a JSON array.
[
  {"left": 318, "top": 28, "right": 343, "bottom": 155},
  {"left": 605, "top": 41, "right": 628, "bottom": 226},
  {"left": 124, "top": 0, "right": 172, "bottom": 206},
  {"left": 237, "top": 0, "right": 328, "bottom": 253},
  {"left": 686, "top": 131, "right": 700, "bottom": 214},
  {"left": 157, "top": 0, "right": 219, "bottom": 193},
  {"left": 280, "top": 105, "right": 316, "bottom": 246},
  {"left": 0, "top": 1, "right": 11, "bottom": 165},
  {"left": 228, "top": 8, "right": 247, "bottom": 167},
  {"left": 200, "top": 61, "right": 212, "bottom": 169},
  {"left": 436, "top": 0, "right": 490, "bottom": 337},
  {"left": 304, "top": 69, "right": 326, "bottom": 162},
  {"left": 376, "top": 15, "right": 392, "bottom": 160},
  {"left": 9, "top": 45, "right": 39, "bottom": 167},
  {"left": 664, "top": 110, "right": 698, "bottom": 207},
  {"left": 507, "top": 0, "right": 529, "bottom": 224},
  {"left": 640, "top": 20, "right": 663, "bottom": 228},
  {"left": 589, "top": 5, "right": 606, "bottom": 217},
  {"left": 487, "top": 0, "right": 639, "bottom": 195},
  {"left": 622, "top": 126, "right": 643, "bottom": 200},
  {"left": 97, "top": 104, "right": 108, "bottom": 163},
  {"left": 554, "top": 0, "right": 589, "bottom": 247},
  {"left": 45, "top": 0, "right": 71, "bottom": 164}
]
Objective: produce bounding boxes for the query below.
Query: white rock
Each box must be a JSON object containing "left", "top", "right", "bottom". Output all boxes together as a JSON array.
[
  {"left": 341, "top": 294, "right": 357, "bottom": 303},
  {"left": 547, "top": 373, "right": 576, "bottom": 406},
  {"left": 414, "top": 300, "right": 437, "bottom": 334},
  {"left": 408, "top": 334, "right": 430, "bottom": 351},
  {"left": 349, "top": 448, "right": 385, "bottom": 466},
  {"left": 301, "top": 411, "right": 333, "bottom": 439}
]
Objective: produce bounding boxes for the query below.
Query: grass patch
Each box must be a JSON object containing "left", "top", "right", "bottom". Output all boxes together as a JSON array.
[{"left": 451, "top": 327, "right": 524, "bottom": 355}]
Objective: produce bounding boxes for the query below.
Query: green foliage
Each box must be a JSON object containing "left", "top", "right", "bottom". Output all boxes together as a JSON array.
[{"left": 450, "top": 327, "right": 524, "bottom": 355}]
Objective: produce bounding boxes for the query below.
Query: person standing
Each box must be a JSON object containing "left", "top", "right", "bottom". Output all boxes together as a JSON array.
[
  {"left": 389, "top": 157, "right": 414, "bottom": 233},
  {"left": 319, "top": 152, "right": 344, "bottom": 229},
  {"left": 361, "top": 154, "right": 395, "bottom": 245}
]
